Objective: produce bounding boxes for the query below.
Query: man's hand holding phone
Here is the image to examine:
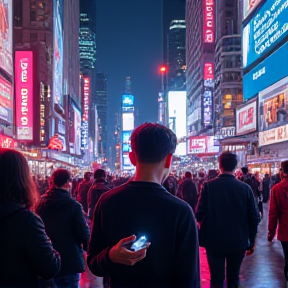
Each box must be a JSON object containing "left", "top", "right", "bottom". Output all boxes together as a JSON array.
[{"left": 108, "top": 235, "right": 151, "bottom": 266}]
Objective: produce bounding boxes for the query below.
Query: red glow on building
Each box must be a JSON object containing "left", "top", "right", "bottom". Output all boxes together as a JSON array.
[
  {"left": 203, "top": 63, "right": 214, "bottom": 80},
  {"left": 203, "top": 0, "right": 215, "bottom": 43},
  {"left": 15, "top": 51, "right": 34, "bottom": 141}
]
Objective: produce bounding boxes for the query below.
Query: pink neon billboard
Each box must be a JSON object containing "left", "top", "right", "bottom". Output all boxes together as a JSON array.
[
  {"left": 203, "top": 0, "right": 215, "bottom": 43},
  {"left": 15, "top": 51, "right": 34, "bottom": 141}
]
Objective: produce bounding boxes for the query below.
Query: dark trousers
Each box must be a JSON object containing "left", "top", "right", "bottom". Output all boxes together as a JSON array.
[
  {"left": 281, "top": 241, "right": 288, "bottom": 281},
  {"left": 206, "top": 249, "right": 246, "bottom": 288},
  {"left": 53, "top": 273, "right": 80, "bottom": 288}
]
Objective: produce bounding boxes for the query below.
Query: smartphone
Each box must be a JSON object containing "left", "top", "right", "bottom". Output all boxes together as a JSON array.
[{"left": 130, "top": 236, "right": 148, "bottom": 251}]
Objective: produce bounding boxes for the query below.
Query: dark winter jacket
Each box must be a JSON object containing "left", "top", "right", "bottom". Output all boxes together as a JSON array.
[
  {"left": 177, "top": 179, "right": 198, "bottom": 212},
  {"left": 87, "top": 179, "right": 110, "bottom": 219},
  {"left": 76, "top": 180, "right": 93, "bottom": 213},
  {"left": 196, "top": 174, "right": 260, "bottom": 253},
  {"left": 0, "top": 202, "right": 61, "bottom": 288},
  {"left": 36, "top": 188, "right": 90, "bottom": 277}
]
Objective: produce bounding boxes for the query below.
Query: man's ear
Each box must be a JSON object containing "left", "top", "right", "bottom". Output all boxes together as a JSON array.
[
  {"left": 164, "top": 153, "right": 173, "bottom": 169},
  {"left": 129, "top": 151, "right": 137, "bottom": 166}
]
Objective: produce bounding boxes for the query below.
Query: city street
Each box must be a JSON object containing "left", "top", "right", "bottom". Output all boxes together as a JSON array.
[{"left": 81, "top": 203, "right": 287, "bottom": 288}]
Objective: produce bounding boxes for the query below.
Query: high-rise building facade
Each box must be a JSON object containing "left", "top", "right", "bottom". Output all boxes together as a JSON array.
[
  {"left": 167, "top": 20, "right": 186, "bottom": 91},
  {"left": 186, "top": 0, "right": 215, "bottom": 136},
  {"left": 213, "top": 0, "right": 243, "bottom": 140},
  {"left": 94, "top": 72, "right": 108, "bottom": 160}
]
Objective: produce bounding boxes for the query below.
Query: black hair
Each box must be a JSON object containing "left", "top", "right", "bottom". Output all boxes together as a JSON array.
[
  {"left": 131, "top": 123, "right": 177, "bottom": 163},
  {"left": 0, "top": 148, "right": 38, "bottom": 210},
  {"left": 184, "top": 171, "right": 192, "bottom": 178},
  {"left": 219, "top": 151, "right": 238, "bottom": 172},
  {"left": 51, "top": 168, "right": 71, "bottom": 187},
  {"left": 94, "top": 169, "right": 106, "bottom": 179},
  {"left": 241, "top": 167, "right": 249, "bottom": 174}
]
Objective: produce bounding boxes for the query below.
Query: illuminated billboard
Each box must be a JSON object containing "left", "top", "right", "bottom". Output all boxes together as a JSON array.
[
  {"left": 0, "top": 74, "right": 12, "bottom": 123},
  {"left": 122, "top": 94, "right": 134, "bottom": 107},
  {"left": 168, "top": 91, "right": 186, "bottom": 139},
  {"left": 243, "top": 43, "right": 288, "bottom": 100},
  {"left": 53, "top": 0, "right": 64, "bottom": 107},
  {"left": 203, "top": 90, "right": 212, "bottom": 125},
  {"left": 122, "top": 113, "right": 134, "bottom": 131},
  {"left": 188, "top": 136, "right": 219, "bottom": 154},
  {"left": 122, "top": 131, "right": 132, "bottom": 153},
  {"left": 243, "top": 0, "right": 263, "bottom": 20},
  {"left": 242, "top": 0, "right": 288, "bottom": 69},
  {"left": 69, "top": 98, "right": 81, "bottom": 155},
  {"left": 0, "top": 0, "right": 13, "bottom": 76},
  {"left": 259, "top": 76, "right": 288, "bottom": 146},
  {"left": 203, "top": 63, "right": 214, "bottom": 80},
  {"left": 203, "top": 0, "right": 215, "bottom": 43},
  {"left": 15, "top": 51, "right": 34, "bottom": 141},
  {"left": 236, "top": 99, "right": 257, "bottom": 135},
  {"left": 122, "top": 152, "right": 134, "bottom": 170},
  {"left": 81, "top": 77, "right": 90, "bottom": 149}
]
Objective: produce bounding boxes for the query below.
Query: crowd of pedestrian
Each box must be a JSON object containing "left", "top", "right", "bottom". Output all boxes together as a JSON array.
[{"left": 1, "top": 122, "right": 288, "bottom": 288}]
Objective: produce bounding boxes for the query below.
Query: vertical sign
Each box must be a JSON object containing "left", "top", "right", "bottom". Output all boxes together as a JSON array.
[
  {"left": 15, "top": 51, "right": 34, "bottom": 141},
  {"left": 203, "top": 0, "right": 215, "bottom": 43},
  {"left": 81, "top": 77, "right": 90, "bottom": 149},
  {"left": 203, "top": 63, "right": 214, "bottom": 80}
]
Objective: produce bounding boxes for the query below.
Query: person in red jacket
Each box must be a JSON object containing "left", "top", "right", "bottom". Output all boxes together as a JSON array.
[{"left": 268, "top": 160, "right": 288, "bottom": 286}]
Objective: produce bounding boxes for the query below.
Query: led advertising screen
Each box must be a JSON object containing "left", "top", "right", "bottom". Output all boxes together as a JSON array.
[
  {"left": 236, "top": 99, "right": 257, "bottom": 135},
  {"left": 0, "top": 74, "right": 12, "bottom": 123},
  {"left": 243, "top": 42, "right": 288, "bottom": 100},
  {"left": 122, "top": 113, "right": 134, "bottom": 131},
  {"left": 242, "top": 0, "right": 288, "bottom": 69},
  {"left": 168, "top": 91, "right": 186, "bottom": 139},
  {"left": 259, "top": 76, "right": 288, "bottom": 146},
  {"left": 81, "top": 77, "right": 90, "bottom": 150},
  {"left": 243, "top": 0, "right": 263, "bottom": 20},
  {"left": 53, "top": 0, "right": 63, "bottom": 107},
  {"left": 122, "top": 94, "right": 134, "bottom": 107},
  {"left": 188, "top": 136, "right": 219, "bottom": 155},
  {"left": 203, "top": 0, "right": 215, "bottom": 43},
  {"left": 0, "top": 0, "right": 13, "bottom": 76},
  {"left": 15, "top": 51, "right": 34, "bottom": 141},
  {"left": 122, "top": 131, "right": 132, "bottom": 153},
  {"left": 69, "top": 99, "right": 81, "bottom": 155},
  {"left": 203, "top": 63, "right": 214, "bottom": 80},
  {"left": 203, "top": 90, "right": 212, "bottom": 125}
]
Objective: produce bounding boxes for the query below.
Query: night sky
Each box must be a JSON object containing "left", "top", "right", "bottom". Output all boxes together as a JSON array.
[{"left": 96, "top": 0, "right": 163, "bottom": 130}]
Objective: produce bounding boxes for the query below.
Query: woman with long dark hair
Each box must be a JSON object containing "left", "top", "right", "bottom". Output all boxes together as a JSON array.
[{"left": 0, "top": 148, "right": 61, "bottom": 288}]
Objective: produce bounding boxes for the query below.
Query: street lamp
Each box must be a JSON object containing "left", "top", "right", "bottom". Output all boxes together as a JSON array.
[{"left": 159, "top": 65, "right": 168, "bottom": 126}]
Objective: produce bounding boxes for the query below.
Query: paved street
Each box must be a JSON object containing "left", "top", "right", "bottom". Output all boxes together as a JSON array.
[{"left": 81, "top": 203, "right": 286, "bottom": 288}]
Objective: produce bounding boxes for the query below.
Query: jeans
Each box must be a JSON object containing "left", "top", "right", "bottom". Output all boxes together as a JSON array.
[
  {"left": 206, "top": 249, "right": 246, "bottom": 288},
  {"left": 53, "top": 273, "right": 80, "bottom": 288},
  {"left": 281, "top": 241, "right": 288, "bottom": 281}
]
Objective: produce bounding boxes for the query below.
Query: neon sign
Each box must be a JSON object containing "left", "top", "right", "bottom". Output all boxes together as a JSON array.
[
  {"left": 203, "top": 0, "right": 215, "bottom": 43},
  {"left": 203, "top": 63, "right": 214, "bottom": 80},
  {"left": 15, "top": 51, "right": 33, "bottom": 141},
  {"left": 81, "top": 77, "right": 90, "bottom": 149}
]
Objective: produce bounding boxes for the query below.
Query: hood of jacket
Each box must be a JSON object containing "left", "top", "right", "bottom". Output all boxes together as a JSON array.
[{"left": 0, "top": 201, "right": 25, "bottom": 221}]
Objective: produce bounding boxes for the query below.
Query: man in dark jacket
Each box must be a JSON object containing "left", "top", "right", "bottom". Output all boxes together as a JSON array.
[
  {"left": 87, "top": 169, "right": 110, "bottom": 220},
  {"left": 37, "top": 168, "right": 90, "bottom": 288},
  {"left": 76, "top": 171, "right": 92, "bottom": 213},
  {"left": 176, "top": 171, "right": 198, "bottom": 212},
  {"left": 196, "top": 152, "right": 260, "bottom": 288},
  {"left": 87, "top": 123, "right": 200, "bottom": 288}
]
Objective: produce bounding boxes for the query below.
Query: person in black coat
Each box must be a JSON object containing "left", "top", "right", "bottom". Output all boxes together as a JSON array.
[
  {"left": 37, "top": 168, "right": 90, "bottom": 288},
  {"left": 0, "top": 149, "right": 61, "bottom": 288},
  {"left": 196, "top": 152, "right": 260, "bottom": 288}
]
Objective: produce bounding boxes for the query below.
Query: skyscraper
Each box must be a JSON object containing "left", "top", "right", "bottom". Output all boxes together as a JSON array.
[
  {"left": 186, "top": 0, "right": 215, "bottom": 136},
  {"left": 94, "top": 72, "right": 108, "bottom": 160},
  {"left": 167, "top": 20, "right": 186, "bottom": 91},
  {"left": 213, "top": 0, "right": 243, "bottom": 139}
]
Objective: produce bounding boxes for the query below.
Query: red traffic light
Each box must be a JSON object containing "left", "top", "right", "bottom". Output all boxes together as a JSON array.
[{"left": 159, "top": 66, "right": 167, "bottom": 73}]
